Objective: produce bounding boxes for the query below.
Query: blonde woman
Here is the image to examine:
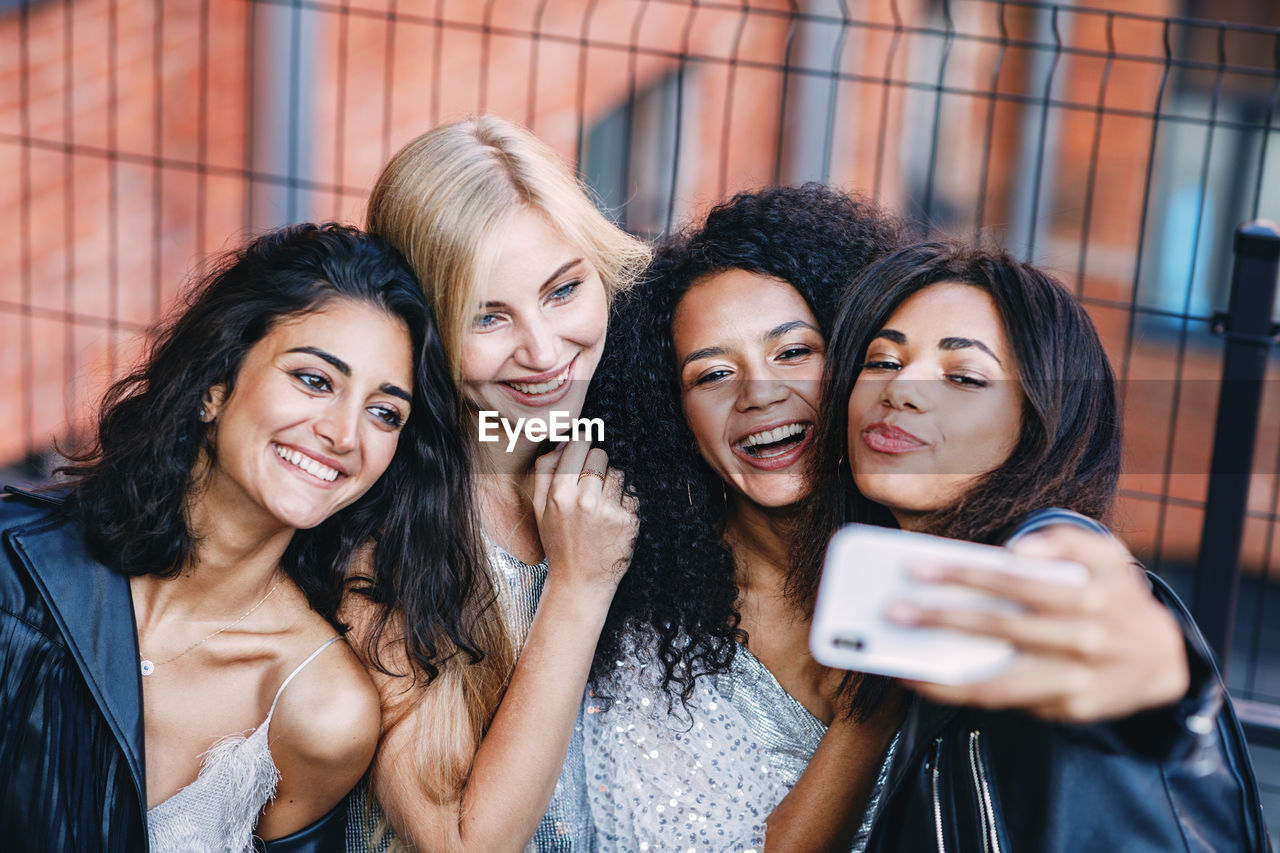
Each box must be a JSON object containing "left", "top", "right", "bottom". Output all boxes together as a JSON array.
[{"left": 344, "top": 115, "right": 650, "bottom": 852}]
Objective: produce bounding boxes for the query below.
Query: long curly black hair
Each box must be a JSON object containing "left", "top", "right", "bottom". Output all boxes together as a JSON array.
[
  {"left": 62, "top": 223, "right": 487, "bottom": 681},
  {"left": 587, "top": 183, "right": 907, "bottom": 707}
]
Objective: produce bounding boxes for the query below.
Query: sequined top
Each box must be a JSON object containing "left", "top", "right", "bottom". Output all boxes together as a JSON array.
[
  {"left": 345, "top": 543, "right": 593, "bottom": 853},
  {"left": 488, "top": 541, "right": 595, "bottom": 852},
  {"left": 583, "top": 636, "right": 895, "bottom": 852}
]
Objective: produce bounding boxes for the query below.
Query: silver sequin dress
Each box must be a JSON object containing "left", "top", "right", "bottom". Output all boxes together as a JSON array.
[
  {"left": 346, "top": 542, "right": 594, "bottom": 853},
  {"left": 583, "top": 636, "right": 895, "bottom": 852}
]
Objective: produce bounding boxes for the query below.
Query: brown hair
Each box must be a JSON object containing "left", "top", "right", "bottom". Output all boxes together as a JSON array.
[{"left": 794, "top": 241, "right": 1122, "bottom": 606}]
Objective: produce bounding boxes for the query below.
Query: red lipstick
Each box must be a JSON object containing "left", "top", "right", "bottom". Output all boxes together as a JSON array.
[{"left": 861, "top": 422, "right": 926, "bottom": 454}]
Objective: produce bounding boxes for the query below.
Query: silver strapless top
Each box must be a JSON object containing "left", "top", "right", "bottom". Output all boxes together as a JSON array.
[
  {"left": 715, "top": 645, "right": 896, "bottom": 852},
  {"left": 345, "top": 543, "right": 592, "bottom": 853},
  {"left": 488, "top": 542, "right": 594, "bottom": 852}
]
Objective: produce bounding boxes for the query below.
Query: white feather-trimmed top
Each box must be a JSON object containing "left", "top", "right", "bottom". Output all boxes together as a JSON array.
[{"left": 145, "top": 636, "right": 341, "bottom": 853}]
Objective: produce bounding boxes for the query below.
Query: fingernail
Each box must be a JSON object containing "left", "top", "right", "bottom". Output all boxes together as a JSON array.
[
  {"left": 555, "top": 441, "right": 567, "bottom": 450},
  {"left": 886, "top": 601, "right": 920, "bottom": 624},
  {"left": 1010, "top": 534, "right": 1055, "bottom": 558},
  {"left": 908, "top": 562, "right": 944, "bottom": 581}
]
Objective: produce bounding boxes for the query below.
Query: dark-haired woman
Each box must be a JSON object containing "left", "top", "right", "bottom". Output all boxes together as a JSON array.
[
  {"left": 582, "top": 185, "right": 911, "bottom": 851},
  {"left": 795, "top": 241, "right": 1267, "bottom": 851},
  {"left": 0, "top": 223, "right": 479, "bottom": 853}
]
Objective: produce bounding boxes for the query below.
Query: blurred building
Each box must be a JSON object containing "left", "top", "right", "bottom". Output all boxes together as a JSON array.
[{"left": 4, "top": 0, "right": 1280, "bottom": 775}]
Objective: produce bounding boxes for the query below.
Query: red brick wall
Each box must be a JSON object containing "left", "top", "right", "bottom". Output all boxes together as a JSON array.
[
  {"left": 3, "top": 0, "right": 1278, "bottom": 569},
  {"left": 1, "top": 0, "right": 251, "bottom": 462}
]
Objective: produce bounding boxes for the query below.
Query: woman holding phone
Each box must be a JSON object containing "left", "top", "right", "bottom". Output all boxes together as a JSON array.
[
  {"left": 0, "top": 223, "right": 474, "bottom": 852},
  {"left": 345, "top": 114, "right": 649, "bottom": 852},
  {"left": 795, "top": 240, "right": 1267, "bottom": 851}
]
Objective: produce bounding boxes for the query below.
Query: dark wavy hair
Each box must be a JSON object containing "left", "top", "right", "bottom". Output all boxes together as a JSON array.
[
  {"left": 62, "top": 223, "right": 486, "bottom": 680},
  {"left": 793, "top": 241, "right": 1122, "bottom": 650},
  {"left": 587, "top": 183, "right": 906, "bottom": 706}
]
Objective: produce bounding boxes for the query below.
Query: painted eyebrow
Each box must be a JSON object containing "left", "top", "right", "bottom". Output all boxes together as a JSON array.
[
  {"left": 764, "top": 320, "right": 819, "bottom": 340},
  {"left": 869, "top": 330, "right": 1001, "bottom": 365},
  {"left": 289, "top": 346, "right": 349, "bottom": 376},
  {"left": 870, "top": 329, "right": 906, "bottom": 345},
  {"left": 380, "top": 383, "right": 413, "bottom": 404},
  {"left": 682, "top": 319, "right": 819, "bottom": 371},
  {"left": 681, "top": 345, "right": 727, "bottom": 371},
  {"left": 939, "top": 336, "right": 1002, "bottom": 364},
  {"left": 481, "top": 258, "right": 585, "bottom": 309},
  {"left": 288, "top": 346, "right": 414, "bottom": 404}
]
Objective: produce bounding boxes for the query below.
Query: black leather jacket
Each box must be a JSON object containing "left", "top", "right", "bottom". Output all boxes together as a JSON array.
[
  {"left": 0, "top": 488, "right": 347, "bottom": 853},
  {"left": 862, "top": 573, "right": 1270, "bottom": 853}
]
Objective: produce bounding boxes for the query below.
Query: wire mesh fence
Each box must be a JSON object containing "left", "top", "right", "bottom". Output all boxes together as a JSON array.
[{"left": 3, "top": 0, "right": 1280, "bottom": 741}]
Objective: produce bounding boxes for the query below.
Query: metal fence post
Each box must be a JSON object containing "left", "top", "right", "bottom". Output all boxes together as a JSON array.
[{"left": 1194, "top": 220, "right": 1280, "bottom": 667}]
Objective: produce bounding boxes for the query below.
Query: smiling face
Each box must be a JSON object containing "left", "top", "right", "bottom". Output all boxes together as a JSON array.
[
  {"left": 847, "top": 281, "right": 1023, "bottom": 530},
  {"left": 461, "top": 208, "right": 608, "bottom": 452},
  {"left": 201, "top": 298, "right": 414, "bottom": 533},
  {"left": 673, "top": 270, "right": 824, "bottom": 510}
]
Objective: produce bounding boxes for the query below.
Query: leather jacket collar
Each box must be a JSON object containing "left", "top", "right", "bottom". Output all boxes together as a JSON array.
[
  {"left": 3, "top": 489, "right": 147, "bottom": 818},
  {"left": 876, "top": 695, "right": 957, "bottom": 800}
]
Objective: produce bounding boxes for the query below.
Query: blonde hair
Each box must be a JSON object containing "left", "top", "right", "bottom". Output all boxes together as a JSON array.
[
  {"left": 359, "top": 116, "right": 647, "bottom": 818},
  {"left": 367, "top": 114, "right": 651, "bottom": 377}
]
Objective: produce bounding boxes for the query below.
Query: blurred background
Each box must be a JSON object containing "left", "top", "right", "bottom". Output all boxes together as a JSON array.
[{"left": 3, "top": 0, "right": 1280, "bottom": 839}]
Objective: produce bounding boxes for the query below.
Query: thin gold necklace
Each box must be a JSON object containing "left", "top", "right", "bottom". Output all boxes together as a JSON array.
[{"left": 138, "top": 574, "right": 284, "bottom": 677}]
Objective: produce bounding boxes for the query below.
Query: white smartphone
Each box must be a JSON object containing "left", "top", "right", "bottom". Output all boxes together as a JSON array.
[{"left": 809, "top": 524, "right": 1088, "bottom": 685}]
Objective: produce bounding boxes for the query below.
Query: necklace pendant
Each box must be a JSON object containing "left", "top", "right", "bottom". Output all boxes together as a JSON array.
[{"left": 140, "top": 659, "right": 155, "bottom": 677}]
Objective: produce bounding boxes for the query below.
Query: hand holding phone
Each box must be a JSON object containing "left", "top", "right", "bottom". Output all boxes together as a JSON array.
[{"left": 809, "top": 524, "right": 1087, "bottom": 685}]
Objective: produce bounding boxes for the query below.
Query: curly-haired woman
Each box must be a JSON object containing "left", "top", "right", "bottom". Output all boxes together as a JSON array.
[{"left": 583, "top": 185, "right": 909, "bottom": 851}]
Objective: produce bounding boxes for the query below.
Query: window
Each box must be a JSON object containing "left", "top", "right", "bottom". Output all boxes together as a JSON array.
[{"left": 582, "top": 72, "right": 690, "bottom": 238}]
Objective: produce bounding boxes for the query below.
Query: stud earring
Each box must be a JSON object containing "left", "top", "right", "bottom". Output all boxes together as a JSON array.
[{"left": 199, "top": 406, "right": 207, "bottom": 419}]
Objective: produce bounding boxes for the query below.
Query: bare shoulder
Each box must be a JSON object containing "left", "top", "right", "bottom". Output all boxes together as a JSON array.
[
  {"left": 253, "top": 636, "right": 380, "bottom": 837},
  {"left": 269, "top": 636, "right": 382, "bottom": 770}
]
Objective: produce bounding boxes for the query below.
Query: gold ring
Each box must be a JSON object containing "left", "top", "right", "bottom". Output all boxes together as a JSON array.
[{"left": 578, "top": 468, "right": 607, "bottom": 484}]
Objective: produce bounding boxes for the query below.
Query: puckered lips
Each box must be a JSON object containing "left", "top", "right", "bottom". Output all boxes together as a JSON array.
[
  {"left": 731, "top": 419, "right": 813, "bottom": 471},
  {"left": 861, "top": 421, "right": 927, "bottom": 454},
  {"left": 498, "top": 353, "right": 578, "bottom": 408},
  {"left": 272, "top": 442, "right": 347, "bottom": 486}
]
